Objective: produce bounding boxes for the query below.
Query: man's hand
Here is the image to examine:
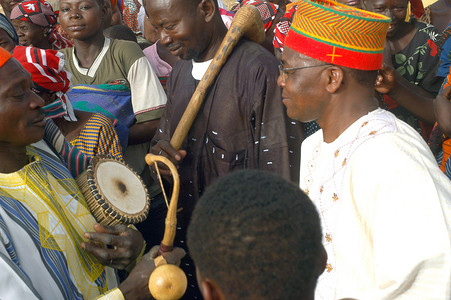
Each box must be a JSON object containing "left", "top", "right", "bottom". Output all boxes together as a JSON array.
[
  {"left": 118, "top": 245, "right": 186, "bottom": 300},
  {"left": 375, "top": 65, "right": 396, "bottom": 95},
  {"left": 149, "top": 140, "right": 187, "bottom": 178},
  {"left": 81, "top": 224, "right": 144, "bottom": 269}
]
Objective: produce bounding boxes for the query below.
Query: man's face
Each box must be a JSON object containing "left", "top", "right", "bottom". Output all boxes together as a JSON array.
[
  {"left": 277, "top": 47, "right": 330, "bottom": 123},
  {"left": 59, "top": 0, "right": 105, "bottom": 41},
  {"left": 0, "top": 59, "right": 45, "bottom": 147},
  {"left": 11, "top": 20, "right": 46, "bottom": 47},
  {"left": 365, "top": 0, "right": 408, "bottom": 38},
  {"left": 0, "top": 0, "right": 19, "bottom": 13},
  {"left": 0, "top": 28, "right": 16, "bottom": 53},
  {"left": 144, "top": 0, "right": 209, "bottom": 60}
]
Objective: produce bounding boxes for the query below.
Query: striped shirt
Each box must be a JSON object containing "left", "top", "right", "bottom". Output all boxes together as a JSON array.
[{"left": 71, "top": 113, "right": 123, "bottom": 160}]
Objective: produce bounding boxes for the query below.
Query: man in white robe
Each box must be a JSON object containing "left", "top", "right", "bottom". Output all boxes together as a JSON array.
[{"left": 278, "top": 1, "right": 451, "bottom": 299}]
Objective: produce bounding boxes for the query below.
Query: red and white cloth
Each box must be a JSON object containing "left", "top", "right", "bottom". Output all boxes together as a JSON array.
[{"left": 13, "top": 46, "right": 77, "bottom": 121}]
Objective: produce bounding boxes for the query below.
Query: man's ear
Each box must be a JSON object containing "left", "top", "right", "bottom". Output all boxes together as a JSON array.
[
  {"left": 199, "top": 0, "right": 216, "bottom": 22},
  {"left": 325, "top": 66, "right": 344, "bottom": 94},
  {"left": 199, "top": 278, "right": 226, "bottom": 300}
]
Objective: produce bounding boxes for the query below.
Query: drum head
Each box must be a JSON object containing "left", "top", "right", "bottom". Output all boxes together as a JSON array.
[{"left": 95, "top": 160, "right": 148, "bottom": 216}]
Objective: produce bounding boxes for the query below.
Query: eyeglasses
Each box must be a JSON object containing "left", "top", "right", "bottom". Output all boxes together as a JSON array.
[{"left": 278, "top": 63, "right": 331, "bottom": 82}]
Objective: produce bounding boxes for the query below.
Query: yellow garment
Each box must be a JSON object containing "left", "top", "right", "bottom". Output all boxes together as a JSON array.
[{"left": 0, "top": 146, "right": 108, "bottom": 298}]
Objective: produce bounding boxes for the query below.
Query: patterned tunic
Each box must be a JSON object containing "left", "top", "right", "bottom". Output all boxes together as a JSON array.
[
  {"left": 0, "top": 141, "right": 118, "bottom": 299},
  {"left": 70, "top": 113, "right": 123, "bottom": 160}
]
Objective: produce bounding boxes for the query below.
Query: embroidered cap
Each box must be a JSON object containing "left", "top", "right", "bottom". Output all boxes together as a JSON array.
[
  {"left": 0, "top": 46, "right": 12, "bottom": 68},
  {"left": 10, "top": 0, "right": 57, "bottom": 28},
  {"left": 285, "top": 0, "right": 390, "bottom": 71}
]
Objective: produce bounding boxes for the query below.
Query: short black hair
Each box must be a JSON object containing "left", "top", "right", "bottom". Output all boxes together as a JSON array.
[
  {"left": 187, "top": 169, "right": 324, "bottom": 300},
  {"left": 103, "top": 25, "right": 137, "bottom": 42},
  {"left": 345, "top": 67, "right": 378, "bottom": 88}
]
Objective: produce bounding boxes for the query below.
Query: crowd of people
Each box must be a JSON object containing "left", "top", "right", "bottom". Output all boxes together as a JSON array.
[{"left": 0, "top": 0, "right": 450, "bottom": 299}]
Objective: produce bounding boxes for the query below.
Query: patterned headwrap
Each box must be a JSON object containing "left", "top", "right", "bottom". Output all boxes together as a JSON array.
[
  {"left": 233, "top": 0, "right": 278, "bottom": 32},
  {"left": 10, "top": 0, "right": 72, "bottom": 49},
  {"left": 285, "top": 0, "right": 390, "bottom": 70},
  {"left": 273, "top": 1, "right": 299, "bottom": 51},
  {"left": 13, "top": 46, "right": 77, "bottom": 121},
  {"left": 0, "top": 13, "right": 19, "bottom": 45},
  {"left": 0, "top": 46, "right": 12, "bottom": 68}
]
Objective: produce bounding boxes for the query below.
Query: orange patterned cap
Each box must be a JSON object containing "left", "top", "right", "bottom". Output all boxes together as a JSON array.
[{"left": 285, "top": 0, "right": 390, "bottom": 70}]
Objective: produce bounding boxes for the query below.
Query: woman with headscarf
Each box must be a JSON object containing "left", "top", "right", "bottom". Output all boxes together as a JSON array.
[
  {"left": 0, "top": 12, "right": 17, "bottom": 52},
  {"left": 10, "top": 0, "right": 72, "bottom": 49},
  {"left": 13, "top": 45, "right": 123, "bottom": 159},
  {"left": 366, "top": 0, "right": 442, "bottom": 140}
]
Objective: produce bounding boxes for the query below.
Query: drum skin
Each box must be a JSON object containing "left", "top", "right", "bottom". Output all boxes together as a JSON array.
[{"left": 76, "top": 156, "right": 151, "bottom": 226}]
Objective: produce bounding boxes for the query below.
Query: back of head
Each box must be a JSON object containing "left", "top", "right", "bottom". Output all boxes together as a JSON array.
[
  {"left": 187, "top": 169, "right": 324, "bottom": 300},
  {"left": 104, "top": 24, "right": 138, "bottom": 43}
]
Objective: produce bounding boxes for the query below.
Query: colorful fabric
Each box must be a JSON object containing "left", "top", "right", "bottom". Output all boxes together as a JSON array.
[
  {"left": 438, "top": 138, "right": 451, "bottom": 178},
  {"left": 273, "top": 2, "right": 299, "bottom": 51},
  {"left": 0, "top": 13, "right": 19, "bottom": 45},
  {"left": 43, "top": 120, "right": 91, "bottom": 178},
  {"left": 382, "top": 19, "right": 441, "bottom": 138},
  {"left": 121, "top": 0, "right": 141, "bottom": 33},
  {"left": 13, "top": 46, "right": 76, "bottom": 121},
  {"left": 233, "top": 0, "right": 278, "bottom": 31},
  {"left": 285, "top": 0, "right": 390, "bottom": 70},
  {"left": 70, "top": 113, "right": 123, "bottom": 160},
  {"left": 409, "top": 0, "right": 424, "bottom": 19},
  {"left": 0, "top": 142, "right": 116, "bottom": 299},
  {"left": 219, "top": 7, "right": 235, "bottom": 29},
  {"left": 437, "top": 23, "right": 451, "bottom": 79},
  {"left": 10, "top": 0, "right": 72, "bottom": 50},
  {"left": 143, "top": 42, "right": 172, "bottom": 92},
  {"left": 0, "top": 46, "right": 11, "bottom": 67},
  {"left": 67, "top": 84, "right": 135, "bottom": 150}
]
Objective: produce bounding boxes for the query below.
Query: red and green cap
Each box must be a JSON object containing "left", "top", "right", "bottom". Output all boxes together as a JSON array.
[{"left": 285, "top": 0, "right": 390, "bottom": 71}]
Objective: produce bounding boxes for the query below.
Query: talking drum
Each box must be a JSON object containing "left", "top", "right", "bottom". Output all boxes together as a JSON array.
[{"left": 76, "top": 156, "right": 150, "bottom": 226}]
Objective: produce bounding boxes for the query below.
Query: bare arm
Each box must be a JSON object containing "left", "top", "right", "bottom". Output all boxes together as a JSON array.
[
  {"left": 376, "top": 65, "right": 436, "bottom": 124},
  {"left": 128, "top": 119, "right": 161, "bottom": 145}
]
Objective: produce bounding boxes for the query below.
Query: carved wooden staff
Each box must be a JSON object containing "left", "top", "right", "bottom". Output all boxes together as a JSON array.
[{"left": 146, "top": 5, "right": 265, "bottom": 300}]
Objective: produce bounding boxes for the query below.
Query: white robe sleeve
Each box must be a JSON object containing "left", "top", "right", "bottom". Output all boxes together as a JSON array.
[
  {"left": 341, "top": 133, "right": 451, "bottom": 299},
  {"left": 127, "top": 56, "right": 167, "bottom": 123}
]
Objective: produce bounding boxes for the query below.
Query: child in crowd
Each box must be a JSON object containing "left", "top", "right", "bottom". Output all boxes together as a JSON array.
[
  {"left": 188, "top": 169, "right": 326, "bottom": 300},
  {"left": 58, "top": 0, "right": 166, "bottom": 178}
]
